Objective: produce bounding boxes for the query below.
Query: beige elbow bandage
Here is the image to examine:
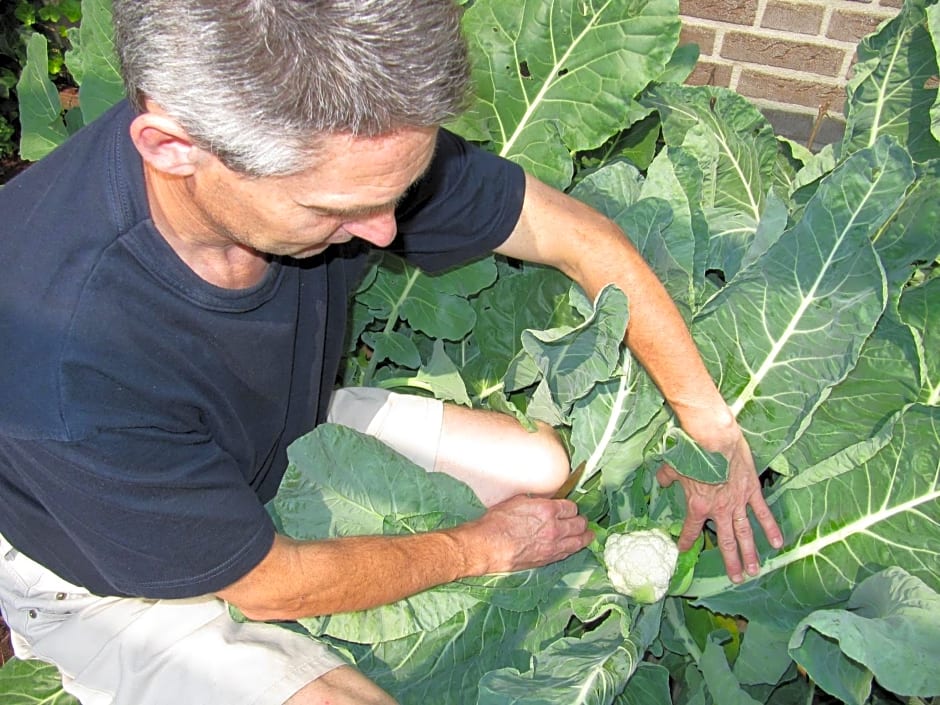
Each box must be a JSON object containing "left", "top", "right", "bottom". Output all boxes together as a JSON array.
[{"left": 326, "top": 387, "right": 444, "bottom": 472}]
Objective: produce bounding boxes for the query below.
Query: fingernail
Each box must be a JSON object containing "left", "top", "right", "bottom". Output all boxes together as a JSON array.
[
  {"left": 771, "top": 537, "right": 784, "bottom": 548},
  {"left": 731, "top": 573, "right": 743, "bottom": 584},
  {"left": 747, "top": 563, "right": 759, "bottom": 575}
]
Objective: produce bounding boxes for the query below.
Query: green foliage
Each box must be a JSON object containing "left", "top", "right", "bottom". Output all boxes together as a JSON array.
[
  {"left": 0, "top": 658, "right": 78, "bottom": 704},
  {"left": 317, "top": 0, "right": 940, "bottom": 702},
  {"left": 0, "top": 0, "right": 80, "bottom": 159},
  {"left": 2, "top": 0, "right": 939, "bottom": 703},
  {"left": 14, "top": 0, "right": 120, "bottom": 161}
]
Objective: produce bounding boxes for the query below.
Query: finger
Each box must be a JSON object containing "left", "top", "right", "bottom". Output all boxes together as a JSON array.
[
  {"left": 749, "top": 492, "right": 784, "bottom": 549},
  {"left": 656, "top": 464, "right": 677, "bottom": 488},
  {"left": 715, "top": 516, "right": 745, "bottom": 583},
  {"left": 551, "top": 498, "right": 580, "bottom": 519},
  {"left": 676, "top": 513, "right": 705, "bottom": 552},
  {"left": 552, "top": 512, "right": 588, "bottom": 539},
  {"left": 732, "top": 513, "right": 760, "bottom": 577}
]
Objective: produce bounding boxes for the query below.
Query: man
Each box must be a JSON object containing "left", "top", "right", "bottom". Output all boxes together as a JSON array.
[{"left": 0, "top": 1, "right": 783, "bottom": 703}]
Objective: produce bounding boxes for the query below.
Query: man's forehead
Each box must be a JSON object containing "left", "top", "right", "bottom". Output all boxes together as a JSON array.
[{"left": 282, "top": 127, "right": 439, "bottom": 208}]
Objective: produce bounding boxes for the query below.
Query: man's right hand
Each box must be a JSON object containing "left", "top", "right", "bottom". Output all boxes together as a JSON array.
[{"left": 450, "top": 495, "right": 594, "bottom": 576}]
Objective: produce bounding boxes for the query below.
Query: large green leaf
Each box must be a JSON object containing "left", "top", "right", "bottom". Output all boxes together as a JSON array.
[
  {"left": 689, "top": 404, "right": 940, "bottom": 628},
  {"left": 789, "top": 567, "right": 940, "bottom": 705},
  {"left": 452, "top": 0, "right": 680, "bottom": 187},
  {"left": 930, "top": 2, "right": 940, "bottom": 142},
  {"left": 614, "top": 662, "right": 672, "bottom": 705},
  {"left": 273, "top": 425, "right": 580, "bottom": 644},
  {"left": 841, "top": 0, "right": 940, "bottom": 162},
  {"left": 357, "top": 256, "right": 497, "bottom": 345},
  {"left": 346, "top": 554, "right": 609, "bottom": 705},
  {"left": 640, "top": 146, "right": 711, "bottom": 312},
  {"left": 351, "top": 598, "right": 558, "bottom": 705},
  {"left": 698, "top": 634, "right": 764, "bottom": 705},
  {"left": 16, "top": 33, "right": 69, "bottom": 161},
  {"left": 871, "top": 159, "right": 940, "bottom": 288},
  {"left": 65, "top": 0, "right": 123, "bottom": 123},
  {"left": 270, "top": 425, "right": 486, "bottom": 641},
  {"left": 573, "top": 164, "right": 695, "bottom": 319},
  {"left": 464, "top": 263, "right": 572, "bottom": 400},
  {"left": 0, "top": 659, "right": 78, "bottom": 705},
  {"left": 568, "top": 354, "right": 663, "bottom": 482},
  {"left": 643, "top": 85, "right": 782, "bottom": 281},
  {"left": 691, "top": 138, "right": 913, "bottom": 467},
  {"left": 781, "top": 307, "right": 921, "bottom": 472},
  {"left": 476, "top": 619, "right": 639, "bottom": 704},
  {"left": 898, "top": 275, "right": 940, "bottom": 406},
  {"left": 520, "top": 284, "right": 629, "bottom": 416}
]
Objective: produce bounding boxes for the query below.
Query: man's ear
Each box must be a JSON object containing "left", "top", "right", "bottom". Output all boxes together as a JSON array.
[{"left": 129, "top": 110, "right": 201, "bottom": 176}]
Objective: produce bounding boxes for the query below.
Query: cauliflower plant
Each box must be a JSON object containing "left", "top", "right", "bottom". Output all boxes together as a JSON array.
[{"left": 603, "top": 528, "right": 679, "bottom": 603}]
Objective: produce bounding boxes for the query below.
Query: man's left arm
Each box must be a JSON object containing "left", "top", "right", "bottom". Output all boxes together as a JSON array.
[{"left": 495, "top": 174, "right": 784, "bottom": 583}]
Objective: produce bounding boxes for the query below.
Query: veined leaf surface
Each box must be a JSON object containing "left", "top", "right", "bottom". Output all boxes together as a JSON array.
[
  {"left": 16, "top": 34, "right": 69, "bottom": 161},
  {"left": 898, "top": 278, "right": 940, "bottom": 405},
  {"left": 929, "top": 2, "right": 940, "bottom": 143},
  {"left": 841, "top": 0, "right": 940, "bottom": 162},
  {"left": 689, "top": 404, "right": 940, "bottom": 627},
  {"left": 640, "top": 147, "right": 710, "bottom": 312},
  {"left": 0, "top": 659, "right": 78, "bottom": 705},
  {"left": 870, "top": 159, "right": 940, "bottom": 288},
  {"left": 692, "top": 138, "right": 914, "bottom": 466},
  {"left": 477, "top": 620, "right": 640, "bottom": 704},
  {"left": 453, "top": 0, "right": 680, "bottom": 187},
  {"left": 782, "top": 308, "right": 921, "bottom": 472},
  {"left": 789, "top": 568, "right": 940, "bottom": 705},
  {"left": 644, "top": 85, "right": 782, "bottom": 280},
  {"left": 65, "top": 0, "right": 123, "bottom": 123}
]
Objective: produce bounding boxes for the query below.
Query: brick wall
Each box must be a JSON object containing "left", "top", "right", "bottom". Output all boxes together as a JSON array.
[{"left": 679, "top": 0, "right": 902, "bottom": 149}]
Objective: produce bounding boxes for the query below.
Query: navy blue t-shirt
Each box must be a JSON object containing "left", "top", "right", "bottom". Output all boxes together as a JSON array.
[{"left": 0, "top": 101, "right": 525, "bottom": 598}]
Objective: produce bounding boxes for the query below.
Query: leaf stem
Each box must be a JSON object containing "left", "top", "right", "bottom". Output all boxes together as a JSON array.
[
  {"left": 805, "top": 681, "right": 816, "bottom": 705},
  {"left": 472, "top": 381, "right": 505, "bottom": 404},
  {"left": 576, "top": 353, "right": 632, "bottom": 492}
]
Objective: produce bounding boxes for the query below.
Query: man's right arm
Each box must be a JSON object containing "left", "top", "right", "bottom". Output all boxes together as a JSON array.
[{"left": 215, "top": 495, "right": 592, "bottom": 621}]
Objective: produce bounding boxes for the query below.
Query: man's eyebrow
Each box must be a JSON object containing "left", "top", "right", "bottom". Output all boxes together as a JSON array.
[
  {"left": 310, "top": 197, "right": 404, "bottom": 218},
  {"left": 305, "top": 156, "right": 434, "bottom": 218}
]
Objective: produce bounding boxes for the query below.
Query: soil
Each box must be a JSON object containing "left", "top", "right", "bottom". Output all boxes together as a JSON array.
[
  {"left": 0, "top": 154, "right": 30, "bottom": 183},
  {"left": 0, "top": 617, "right": 12, "bottom": 666}
]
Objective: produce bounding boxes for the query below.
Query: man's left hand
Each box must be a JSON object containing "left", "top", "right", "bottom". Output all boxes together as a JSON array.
[{"left": 657, "top": 427, "right": 784, "bottom": 583}]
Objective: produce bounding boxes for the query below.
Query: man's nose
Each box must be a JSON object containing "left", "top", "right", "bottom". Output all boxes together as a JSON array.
[{"left": 343, "top": 210, "right": 398, "bottom": 247}]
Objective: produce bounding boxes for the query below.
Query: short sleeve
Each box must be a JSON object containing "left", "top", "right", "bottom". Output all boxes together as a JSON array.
[
  {"left": 0, "top": 427, "right": 275, "bottom": 599},
  {"left": 392, "top": 129, "right": 526, "bottom": 272}
]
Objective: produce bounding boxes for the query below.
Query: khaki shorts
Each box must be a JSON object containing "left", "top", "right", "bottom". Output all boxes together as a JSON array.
[{"left": 0, "top": 389, "right": 444, "bottom": 705}]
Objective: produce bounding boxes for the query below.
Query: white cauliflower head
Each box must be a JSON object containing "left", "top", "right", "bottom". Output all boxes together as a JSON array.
[{"left": 603, "top": 528, "right": 679, "bottom": 603}]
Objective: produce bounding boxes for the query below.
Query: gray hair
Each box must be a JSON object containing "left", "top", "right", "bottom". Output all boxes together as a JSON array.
[{"left": 112, "top": 0, "right": 471, "bottom": 176}]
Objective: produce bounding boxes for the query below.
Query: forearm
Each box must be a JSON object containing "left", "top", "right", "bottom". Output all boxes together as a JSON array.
[
  {"left": 217, "top": 531, "right": 472, "bottom": 622},
  {"left": 498, "top": 176, "right": 732, "bottom": 434},
  {"left": 216, "top": 495, "right": 591, "bottom": 622}
]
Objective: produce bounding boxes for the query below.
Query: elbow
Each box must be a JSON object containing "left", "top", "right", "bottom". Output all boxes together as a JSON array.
[
  {"left": 524, "top": 422, "right": 573, "bottom": 498},
  {"left": 222, "top": 594, "right": 310, "bottom": 623}
]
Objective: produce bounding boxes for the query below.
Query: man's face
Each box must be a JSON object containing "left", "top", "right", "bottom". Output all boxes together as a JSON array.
[{"left": 188, "top": 126, "right": 439, "bottom": 258}]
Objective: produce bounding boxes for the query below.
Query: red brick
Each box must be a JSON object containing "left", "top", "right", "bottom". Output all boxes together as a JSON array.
[
  {"left": 736, "top": 68, "right": 846, "bottom": 113},
  {"left": 680, "top": 23, "right": 718, "bottom": 55},
  {"left": 761, "top": 1, "right": 825, "bottom": 36},
  {"left": 679, "top": 0, "right": 758, "bottom": 25},
  {"left": 686, "top": 60, "right": 734, "bottom": 87},
  {"left": 721, "top": 31, "right": 845, "bottom": 76},
  {"left": 827, "top": 9, "right": 895, "bottom": 43}
]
